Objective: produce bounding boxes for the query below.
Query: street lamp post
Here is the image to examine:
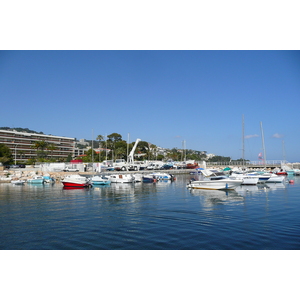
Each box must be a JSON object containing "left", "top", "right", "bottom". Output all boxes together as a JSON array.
[{"left": 14, "top": 145, "right": 17, "bottom": 165}]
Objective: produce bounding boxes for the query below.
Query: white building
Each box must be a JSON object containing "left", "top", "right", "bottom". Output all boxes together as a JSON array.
[{"left": 0, "top": 129, "right": 75, "bottom": 163}]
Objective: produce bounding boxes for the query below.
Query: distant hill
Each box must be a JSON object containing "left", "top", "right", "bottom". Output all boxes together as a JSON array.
[{"left": 0, "top": 127, "right": 44, "bottom": 134}]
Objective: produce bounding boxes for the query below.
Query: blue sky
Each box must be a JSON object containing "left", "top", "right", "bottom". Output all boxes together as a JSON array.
[{"left": 1, "top": 50, "right": 300, "bottom": 162}]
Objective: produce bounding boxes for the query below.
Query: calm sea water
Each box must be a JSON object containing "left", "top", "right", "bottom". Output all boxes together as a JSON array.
[{"left": 1, "top": 174, "right": 300, "bottom": 250}]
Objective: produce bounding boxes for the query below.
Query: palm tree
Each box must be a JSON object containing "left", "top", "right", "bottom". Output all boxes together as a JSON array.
[
  {"left": 18, "top": 150, "right": 25, "bottom": 162},
  {"left": 96, "top": 135, "right": 104, "bottom": 161},
  {"left": 32, "top": 140, "right": 49, "bottom": 159},
  {"left": 47, "top": 143, "right": 58, "bottom": 160}
]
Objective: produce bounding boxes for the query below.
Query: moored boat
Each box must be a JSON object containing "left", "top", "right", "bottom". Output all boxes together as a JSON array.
[
  {"left": 247, "top": 172, "right": 272, "bottom": 182},
  {"left": 11, "top": 179, "right": 26, "bottom": 185},
  {"left": 27, "top": 176, "right": 45, "bottom": 184},
  {"left": 187, "top": 177, "right": 243, "bottom": 190},
  {"left": 108, "top": 174, "right": 134, "bottom": 183},
  {"left": 149, "top": 172, "right": 175, "bottom": 181},
  {"left": 186, "top": 163, "right": 199, "bottom": 169},
  {"left": 266, "top": 173, "right": 286, "bottom": 183},
  {"left": 142, "top": 175, "right": 157, "bottom": 183},
  {"left": 275, "top": 171, "right": 288, "bottom": 176},
  {"left": 61, "top": 174, "right": 91, "bottom": 188},
  {"left": 43, "top": 174, "right": 55, "bottom": 183},
  {"left": 229, "top": 173, "right": 259, "bottom": 185},
  {"left": 132, "top": 173, "right": 143, "bottom": 182},
  {"left": 91, "top": 175, "right": 111, "bottom": 185}
]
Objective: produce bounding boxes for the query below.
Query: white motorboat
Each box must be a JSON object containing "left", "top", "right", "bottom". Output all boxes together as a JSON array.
[
  {"left": 229, "top": 173, "right": 259, "bottom": 185},
  {"left": 11, "top": 179, "right": 26, "bottom": 185},
  {"left": 187, "top": 177, "right": 243, "bottom": 190},
  {"left": 247, "top": 172, "right": 272, "bottom": 182},
  {"left": 149, "top": 172, "right": 175, "bottom": 180},
  {"left": 132, "top": 173, "right": 143, "bottom": 182},
  {"left": 265, "top": 173, "right": 286, "bottom": 183},
  {"left": 248, "top": 172, "right": 285, "bottom": 183},
  {"left": 108, "top": 174, "right": 134, "bottom": 183},
  {"left": 91, "top": 175, "right": 111, "bottom": 185},
  {"left": 294, "top": 169, "right": 300, "bottom": 176}
]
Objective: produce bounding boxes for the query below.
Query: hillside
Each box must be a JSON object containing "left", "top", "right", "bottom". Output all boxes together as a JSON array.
[{"left": 0, "top": 127, "right": 44, "bottom": 134}]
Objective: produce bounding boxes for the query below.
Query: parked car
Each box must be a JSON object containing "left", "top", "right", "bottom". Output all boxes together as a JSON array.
[
  {"left": 7, "top": 164, "right": 26, "bottom": 168},
  {"left": 63, "top": 167, "right": 79, "bottom": 172},
  {"left": 160, "top": 165, "right": 170, "bottom": 170}
]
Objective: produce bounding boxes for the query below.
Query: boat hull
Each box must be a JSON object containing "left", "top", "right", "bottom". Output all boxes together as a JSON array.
[
  {"left": 92, "top": 181, "right": 111, "bottom": 185},
  {"left": 62, "top": 182, "right": 90, "bottom": 188},
  {"left": 28, "top": 179, "right": 44, "bottom": 184},
  {"left": 11, "top": 180, "right": 26, "bottom": 185},
  {"left": 142, "top": 177, "right": 157, "bottom": 183},
  {"left": 266, "top": 176, "right": 285, "bottom": 183},
  {"left": 275, "top": 172, "right": 288, "bottom": 176},
  {"left": 187, "top": 179, "right": 242, "bottom": 190},
  {"left": 230, "top": 175, "right": 259, "bottom": 185},
  {"left": 150, "top": 173, "right": 175, "bottom": 180},
  {"left": 91, "top": 176, "right": 111, "bottom": 185},
  {"left": 108, "top": 174, "right": 134, "bottom": 183}
]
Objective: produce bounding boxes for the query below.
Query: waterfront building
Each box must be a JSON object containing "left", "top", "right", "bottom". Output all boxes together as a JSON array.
[
  {"left": 74, "top": 147, "right": 89, "bottom": 157},
  {"left": 0, "top": 129, "right": 75, "bottom": 163}
]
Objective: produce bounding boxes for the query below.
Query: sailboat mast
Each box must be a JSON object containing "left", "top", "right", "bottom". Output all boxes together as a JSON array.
[
  {"left": 260, "top": 121, "right": 267, "bottom": 167},
  {"left": 92, "top": 128, "right": 94, "bottom": 174},
  {"left": 127, "top": 133, "right": 129, "bottom": 164},
  {"left": 282, "top": 140, "right": 286, "bottom": 163},
  {"left": 242, "top": 114, "right": 245, "bottom": 165}
]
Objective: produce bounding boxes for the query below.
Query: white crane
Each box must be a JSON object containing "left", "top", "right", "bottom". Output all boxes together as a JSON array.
[{"left": 127, "top": 138, "right": 141, "bottom": 165}]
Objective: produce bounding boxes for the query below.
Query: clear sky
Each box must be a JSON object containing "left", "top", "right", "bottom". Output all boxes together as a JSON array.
[{"left": 1, "top": 50, "right": 300, "bottom": 162}]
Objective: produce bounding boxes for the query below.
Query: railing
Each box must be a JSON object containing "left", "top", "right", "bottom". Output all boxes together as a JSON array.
[{"left": 206, "top": 160, "right": 285, "bottom": 167}]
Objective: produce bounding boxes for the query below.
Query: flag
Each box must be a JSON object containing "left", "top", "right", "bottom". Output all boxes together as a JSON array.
[{"left": 258, "top": 152, "right": 263, "bottom": 160}]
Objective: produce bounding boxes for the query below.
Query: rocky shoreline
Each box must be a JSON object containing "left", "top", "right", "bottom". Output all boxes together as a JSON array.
[
  {"left": 0, "top": 168, "right": 191, "bottom": 183},
  {"left": 0, "top": 169, "right": 67, "bottom": 183}
]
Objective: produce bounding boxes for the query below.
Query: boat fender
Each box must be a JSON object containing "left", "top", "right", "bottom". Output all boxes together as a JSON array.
[{"left": 289, "top": 180, "right": 294, "bottom": 184}]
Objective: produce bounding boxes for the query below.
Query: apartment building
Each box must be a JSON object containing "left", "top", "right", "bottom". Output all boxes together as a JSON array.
[{"left": 0, "top": 129, "right": 75, "bottom": 163}]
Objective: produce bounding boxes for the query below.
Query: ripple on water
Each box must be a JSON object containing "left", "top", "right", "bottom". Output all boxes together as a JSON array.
[{"left": 1, "top": 176, "right": 300, "bottom": 249}]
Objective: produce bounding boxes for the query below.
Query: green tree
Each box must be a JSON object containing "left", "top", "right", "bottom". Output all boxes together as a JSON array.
[
  {"left": 32, "top": 140, "right": 49, "bottom": 160},
  {"left": 0, "top": 143, "right": 13, "bottom": 164},
  {"left": 208, "top": 155, "right": 231, "bottom": 162},
  {"left": 81, "top": 149, "right": 97, "bottom": 162},
  {"left": 166, "top": 148, "right": 181, "bottom": 161},
  {"left": 115, "top": 140, "right": 127, "bottom": 159},
  {"left": 96, "top": 135, "right": 104, "bottom": 161},
  {"left": 156, "top": 154, "right": 164, "bottom": 161},
  {"left": 47, "top": 143, "right": 58, "bottom": 160},
  {"left": 136, "top": 141, "right": 151, "bottom": 159},
  {"left": 66, "top": 153, "right": 73, "bottom": 162},
  {"left": 96, "top": 135, "right": 104, "bottom": 146},
  {"left": 107, "top": 133, "right": 123, "bottom": 159}
]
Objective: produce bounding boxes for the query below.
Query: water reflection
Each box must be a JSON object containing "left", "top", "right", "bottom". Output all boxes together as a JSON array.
[
  {"left": 235, "top": 185, "right": 260, "bottom": 197},
  {"left": 264, "top": 183, "right": 286, "bottom": 190},
  {"left": 189, "top": 188, "right": 244, "bottom": 209}
]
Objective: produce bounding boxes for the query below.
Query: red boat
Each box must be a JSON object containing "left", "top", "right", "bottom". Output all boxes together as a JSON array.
[
  {"left": 186, "top": 163, "right": 199, "bottom": 169},
  {"left": 61, "top": 175, "right": 91, "bottom": 188},
  {"left": 275, "top": 171, "right": 288, "bottom": 175}
]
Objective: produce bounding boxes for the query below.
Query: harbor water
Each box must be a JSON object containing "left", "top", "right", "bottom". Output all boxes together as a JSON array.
[{"left": 1, "top": 174, "right": 300, "bottom": 250}]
